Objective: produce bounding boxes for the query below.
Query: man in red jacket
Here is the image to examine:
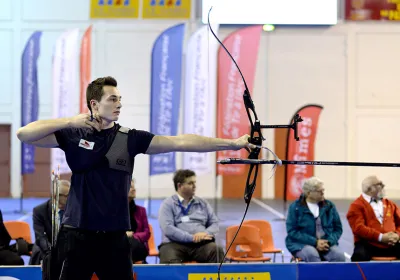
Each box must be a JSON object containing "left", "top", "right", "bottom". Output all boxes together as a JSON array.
[{"left": 347, "top": 175, "right": 400, "bottom": 261}]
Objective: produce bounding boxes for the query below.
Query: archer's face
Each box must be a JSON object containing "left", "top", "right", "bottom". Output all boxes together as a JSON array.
[{"left": 95, "top": 86, "right": 122, "bottom": 122}]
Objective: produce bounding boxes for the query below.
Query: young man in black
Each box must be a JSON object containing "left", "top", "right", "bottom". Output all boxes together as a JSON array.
[{"left": 16, "top": 76, "right": 253, "bottom": 280}]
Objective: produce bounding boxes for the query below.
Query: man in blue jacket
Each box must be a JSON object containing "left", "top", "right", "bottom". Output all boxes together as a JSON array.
[{"left": 285, "top": 177, "right": 346, "bottom": 262}]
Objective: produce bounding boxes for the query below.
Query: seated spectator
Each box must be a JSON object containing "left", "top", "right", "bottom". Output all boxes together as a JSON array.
[
  {"left": 347, "top": 175, "right": 400, "bottom": 261},
  {"left": 0, "top": 209, "right": 24, "bottom": 265},
  {"left": 285, "top": 177, "right": 345, "bottom": 262},
  {"left": 158, "top": 169, "right": 224, "bottom": 264},
  {"left": 127, "top": 179, "right": 150, "bottom": 263},
  {"left": 29, "top": 180, "right": 70, "bottom": 265}
]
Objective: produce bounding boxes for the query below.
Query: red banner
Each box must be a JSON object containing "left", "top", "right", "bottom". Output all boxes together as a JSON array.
[
  {"left": 345, "top": 0, "right": 400, "bottom": 21},
  {"left": 216, "top": 25, "right": 262, "bottom": 175},
  {"left": 285, "top": 105, "right": 323, "bottom": 200},
  {"left": 80, "top": 25, "right": 92, "bottom": 113}
]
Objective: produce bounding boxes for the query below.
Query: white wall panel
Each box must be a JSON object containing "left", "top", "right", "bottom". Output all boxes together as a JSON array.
[
  {"left": 268, "top": 33, "right": 347, "bottom": 198},
  {"left": 0, "top": 0, "right": 13, "bottom": 21},
  {"left": 21, "top": 0, "right": 90, "bottom": 21},
  {"left": 0, "top": 30, "right": 14, "bottom": 110},
  {"left": 355, "top": 33, "right": 400, "bottom": 108},
  {"left": 104, "top": 30, "right": 160, "bottom": 107},
  {"left": 354, "top": 114, "right": 400, "bottom": 197}
]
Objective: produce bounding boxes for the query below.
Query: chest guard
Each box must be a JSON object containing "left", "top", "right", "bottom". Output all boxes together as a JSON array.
[{"left": 105, "top": 126, "right": 133, "bottom": 174}]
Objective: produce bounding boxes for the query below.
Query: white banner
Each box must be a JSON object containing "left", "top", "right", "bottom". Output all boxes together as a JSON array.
[
  {"left": 182, "top": 24, "right": 219, "bottom": 175},
  {"left": 51, "top": 28, "right": 79, "bottom": 174}
]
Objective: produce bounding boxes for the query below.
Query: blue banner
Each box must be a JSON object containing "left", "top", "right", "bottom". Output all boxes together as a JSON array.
[
  {"left": 149, "top": 23, "right": 185, "bottom": 176},
  {"left": 21, "top": 31, "right": 42, "bottom": 175}
]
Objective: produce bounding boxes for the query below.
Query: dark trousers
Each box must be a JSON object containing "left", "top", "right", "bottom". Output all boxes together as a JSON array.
[
  {"left": 55, "top": 227, "right": 133, "bottom": 280},
  {"left": 158, "top": 241, "right": 225, "bottom": 264},
  {"left": 0, "top": 249, "right": 24, "bottom": 265},
  {"left": 129, "top": 237, "right": 148, "bottom": 263},
  {"left": 351, "top": 241, "right": 400, "bottom": 262}
]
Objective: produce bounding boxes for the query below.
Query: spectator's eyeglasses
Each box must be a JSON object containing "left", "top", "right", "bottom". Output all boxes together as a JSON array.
[
  {"left": 312, "top": 189, "right": 324, "bottom": 194},
  {"left": 371, "top": 182, "right": 385, "bottom": 189}
]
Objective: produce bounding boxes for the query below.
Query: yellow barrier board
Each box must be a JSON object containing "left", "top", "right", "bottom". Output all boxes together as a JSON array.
[{"left": 188, "top": 272, "right": 271, "bottom": 280}]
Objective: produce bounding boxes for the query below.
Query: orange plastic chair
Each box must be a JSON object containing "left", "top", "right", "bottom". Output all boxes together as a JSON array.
[
  {"left": 148, "top": 224, "right": 159, "bottom": 263},
  {"left": 225, "top": 224, "right": 271, "bottom": 263},
  {"left": 240, "top": 220, "right": 284, "bottom": 262},
  {"left": 4, "top": 221, "right": 33, "bottom": 244},
  {"left": 371, "top": 256, "right": 396, "bottom": 261},
  {"left": 4, "top": 221, "right": 33, "bottom": 257}
]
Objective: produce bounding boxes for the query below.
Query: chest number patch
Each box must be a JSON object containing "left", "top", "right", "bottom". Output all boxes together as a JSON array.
[{"left": 79, "top": 139, "right": 95, "bottom": 150}]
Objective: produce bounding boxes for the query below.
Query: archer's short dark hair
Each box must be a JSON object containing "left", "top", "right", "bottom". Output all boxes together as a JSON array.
[
  {"left": 86, "top": 76, "right": 117, "bottom": 111},
  {"left": 173, "top": 169, "right": 196, "bottom": 191}
]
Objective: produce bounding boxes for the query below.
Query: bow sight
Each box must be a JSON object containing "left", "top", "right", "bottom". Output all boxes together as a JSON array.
[
  {"left": 242, "top": 90, "right": 303, "bottom": 204},
  {"left": 244, "top": 90, "right": 303, "bottom": 142}
]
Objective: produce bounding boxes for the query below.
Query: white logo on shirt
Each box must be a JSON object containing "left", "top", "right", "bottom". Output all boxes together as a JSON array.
[{"left": 78, "top": 139, "right": 95, "bottom": 150}]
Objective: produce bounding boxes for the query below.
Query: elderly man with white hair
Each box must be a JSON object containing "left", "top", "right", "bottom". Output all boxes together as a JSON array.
[
  {"left": 285, "top": 176, "right": 345, "bottom": 262},
  {"left": 347, "top": 175, "right": 400, "bottom": 261}
]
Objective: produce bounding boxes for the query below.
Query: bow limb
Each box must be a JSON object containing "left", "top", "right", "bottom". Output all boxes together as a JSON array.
[
  {"left": 207, "top": 7, "right": 264, "bottom": 204},
  {"left": 207, "top": 6, "right": 266, "bottom": 280}
]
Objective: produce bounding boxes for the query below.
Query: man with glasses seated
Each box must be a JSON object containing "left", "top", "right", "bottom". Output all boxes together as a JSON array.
[
  {"left": 158, "top": 169, "right": 224, "bottom": 264},
  {"left": 29, "top": 180, "right": 70, "bottom": 265},
  {"left": 285, "top": 176, "right": 345, "bottom": 262},
  {"left": 347, "top": 175, "right": 400, "bottom": 261}
]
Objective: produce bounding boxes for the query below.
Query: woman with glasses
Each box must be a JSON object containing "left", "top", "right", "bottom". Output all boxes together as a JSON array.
[{"left": 285, "top": 177, "right": 345, "bottom": 262}]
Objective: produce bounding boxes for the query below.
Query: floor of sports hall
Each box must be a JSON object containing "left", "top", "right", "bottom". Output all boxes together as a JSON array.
[{"left": 0, "top": 196, "right": 362, "bottom": 264}]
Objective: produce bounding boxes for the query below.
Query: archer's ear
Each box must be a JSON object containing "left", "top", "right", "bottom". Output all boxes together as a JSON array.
[{"left": 90, "top": 100, "right": 98, "bottom": 111}]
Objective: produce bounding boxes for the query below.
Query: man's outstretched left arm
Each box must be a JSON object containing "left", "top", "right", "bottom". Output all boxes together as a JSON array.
[{"left": 145, "top": 134, "right": 252, "bottom": 154}]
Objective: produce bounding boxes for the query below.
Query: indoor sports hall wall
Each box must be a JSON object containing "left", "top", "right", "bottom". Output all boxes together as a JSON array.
[{"left": 1, "top": 0, "right": 400, "bottom": 200}]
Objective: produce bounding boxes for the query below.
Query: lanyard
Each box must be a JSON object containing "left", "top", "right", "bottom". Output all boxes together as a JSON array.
[{"left": 178, "top": 200, "right": 193, "bottom": 216}]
